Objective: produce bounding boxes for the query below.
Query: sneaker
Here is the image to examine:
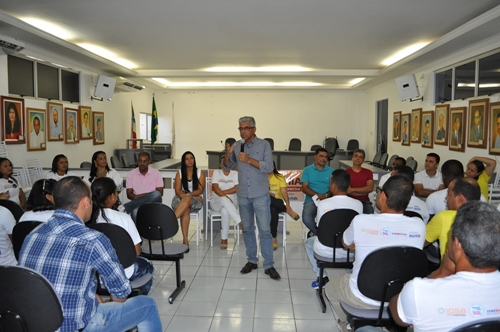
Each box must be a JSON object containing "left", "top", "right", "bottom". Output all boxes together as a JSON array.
[
  {"left": 337, "top": 319, "right": 352, "bottom": 332},
  {"left": 265, "top": 267, "right": 281, "bottom": 280},
  {"left": 240, "top": 262, "right": 258, "bottom": 274},
  {"left": 312, "top": 276, "right": 329, "bottom": 289}
]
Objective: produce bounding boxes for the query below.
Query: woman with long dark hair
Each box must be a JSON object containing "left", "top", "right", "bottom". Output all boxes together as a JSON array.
[
  {"left": 90, "top": 177, "right": 154, "bottom": 294},
  {"left": 45, "top": 154, "right": 76, "bottom": 181},
  {"left": 5, "top": 103, "right": 21, "bottom": 139},
  {"left": 19, "top": 179, "right": 56, "bottom": 222},
  {"left": 465, "top": 156, "right": 496, "bottom": 201},
  {"left": 0, "top": 158, "right": 26, "bottom": 209},
  {"left": 172, "top": 151, "right": 205, "bottom": 248},
  {"left": 83, "top": 151, "right": 123, "bottom": 191}
]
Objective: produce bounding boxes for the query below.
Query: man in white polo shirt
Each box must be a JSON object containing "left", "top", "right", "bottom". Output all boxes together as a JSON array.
[
  {"left": 426, "top": 159, "right": 464, "bottom": 219},
  {"left": 414, "top": 153, "right": 445, "bottom": 201}
]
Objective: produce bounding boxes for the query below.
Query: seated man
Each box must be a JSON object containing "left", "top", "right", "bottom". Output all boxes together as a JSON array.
[
  {"left": 426, "top": 159, "right": 464, "bottom": 219},
  {"left": 346, "top": 149, "right": 374, "bottom": 214},
  {"left": 124, "top": 151, "right": 163, "bottom": 220},
  {"left": 18, "top": 176, "right": 161, "bottom": 332},
  {"left": 388, "top": 201, "right": 500, "bottom": 332},
  {"left": 304, "top": 169, "right": 363, "bottom": 289},
  {"left": 377, "top": 157, "right": 405, "bottom": 189},
  {"left": 326, "top": 175, "right": 425, "bottom": 330},
  {"left": 392, "top": 165, "right": 429, "bottom": 224},
  {"left": 414, "top": 152, "right": 445, "bottom": 201},
  {"left": 425, "top": 177, "right": 481, "bottom": 260}
]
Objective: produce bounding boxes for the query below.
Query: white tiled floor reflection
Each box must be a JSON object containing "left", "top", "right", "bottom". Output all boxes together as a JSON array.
[{"left": 148, "top": 220, "right": 342, "bottom": 332}]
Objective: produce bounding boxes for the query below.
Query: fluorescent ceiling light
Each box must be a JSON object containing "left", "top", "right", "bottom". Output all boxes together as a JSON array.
[
  {"left": 204, "top": 66, "right": 311, "bottom": 72},
  {"left": 152, "top": 78, "right": 321, "bottom": 87},
  {"left": 381, "top": 43, "right": 429, "bottom": 67},
  {"left": 25, "top": 55, "right": 44, "bottom": 62},
  {"left": 349, "top": 78, "right": 365, "bottom": 85},
  {"left": 111, "top": 58, "right": 137, "bottom": 69},
  {"left": 22, "top": 17, "right": 74, "bottom": 40},
  {"left": 457, "top": 83, "right": 500, "bottom": 88},
  {"left": 51, "top": 62, "right": 67, "bottom": 68},
  {"left": 78, "top": 43, "right": 137, "bottom": 69}
]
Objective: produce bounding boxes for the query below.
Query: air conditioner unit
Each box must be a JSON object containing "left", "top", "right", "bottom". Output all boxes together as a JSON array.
[
  {"left": 0, "top": 34, "right": 25, "bottom": 55},
  {"left": 114, "top": 78, "right": 144, "bottom": 92}
]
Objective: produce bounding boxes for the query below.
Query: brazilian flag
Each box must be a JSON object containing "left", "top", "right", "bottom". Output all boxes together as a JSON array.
[{"left": 151, "top": 96, "right": 158, "bottom": 145}]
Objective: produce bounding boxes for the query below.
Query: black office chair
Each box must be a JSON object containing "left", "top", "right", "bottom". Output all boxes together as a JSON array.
[
  {"left": 0, "top": 265, "right": 63, "bottom": 332},
  {"left": 346, "top": 139, "right": 359, "bottom": 150},
  {"left": 310, "top": 144, "right": 323, "bottom": 151},
  {"left": 225, "top": 137, "right": 236, "bottom": 147},
  {"left": 136, "top": 203, "right": 188, "bottom": 304},
  {"left": 314, "top": 209, "right": 359, "bottom": 312},
  {"left": 264, "top": 138, "right": 274, "bottom": 150},
  {"left": 88, "top": 223, "right": 153, "bottom": 297},
  {"left": 121, "top": 154, "right": 135, "bottom": 168},
  {"left": 325, "top": 137, "right": 339, "bottom": 161},
  {"left": 110, "top": 155, "right": 122, "bottom": 168},
  {"left": 403, "top": 210, "right": 423, "bottom": 220},
  {"left": 450, "top": 318, "right": 500, "bottom": 331},
  {"left": 0, "top": 199, "right": 25, "bottom": 222},
  {"left": 340, "top": 246, "right": 427, "bottom": 331},
  {"left": 288, "top": 138, "right": 302, "bottom": 151},
  {"left": 134, "top": 152, "right": 141, "bottom": 164},
  {"left": 80, "top": 161, "right": 92, "bottom": 169},
  {"left": 12, "top": 221, "right": 43, "bottom": 260}
]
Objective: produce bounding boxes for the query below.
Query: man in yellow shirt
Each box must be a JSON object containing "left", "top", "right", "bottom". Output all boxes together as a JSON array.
[{"left": 425, "top": 177, "right": 480, "bottom": 259}]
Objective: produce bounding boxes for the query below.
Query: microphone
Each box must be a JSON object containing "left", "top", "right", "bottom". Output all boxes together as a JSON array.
[{"left": 240, "top": 140, "right": 245, "bottom": 153}]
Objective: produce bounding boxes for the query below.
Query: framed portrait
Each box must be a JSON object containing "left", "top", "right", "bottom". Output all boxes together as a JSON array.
[
  {"left": 421, "top": 111, "right": 433, "bottom": 149},
  {"left": 449, "top": 107, "right": 467, "bottom": 153},
  {"left": 392, "top": 111, "right": 401, "bottom": 142},
  {"left": 410, "top": 108, "right": 422, "bottom": 143},
  {"left": 79, "top": 105, "right": 93, "bottom": 140},
  {"left": 434, "top": 104, "right": 449, "bottom": 146},
  {"left": 467, "top": 98, "right": 489, "bottom": 149},
  {"left": 1, "top": 95, "right": 25, "bottom": 144},
  {"left": 489, "top": 102, "right": 500, "bottom": 155},
  {"left": 26, "top": 108, "right": 47, "bottom": 151},
  {"left": 64, "top": 107, "right": 79, "bottom": 144},
  {"left": 47, "top": 102, "right": 64, "bottom": 141},
  {"left": 401, "top": 113, "right": 410, "bottom": 146},
  {"left": 93, "top": 112, "right": 104, "bottom": 145}
]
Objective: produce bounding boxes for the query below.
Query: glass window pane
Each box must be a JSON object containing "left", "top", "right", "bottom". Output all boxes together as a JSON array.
[
  {"left": 435, "top": 69, "right": 452, "bottom": 103},
  {"left": 478, "top": 52, "right": 500, "bottom": 97},
  {"left": 61, "top": 70, "right": 80, "bottom": 103},
  {"left": 37, "top": 63, "right": 59, "bottom": 100},
  {"left": 454, "top": 61, "right": 476, "bottom": 100},
  {"left": 8, "top": 55, "right": 34, "bottom": 97}
]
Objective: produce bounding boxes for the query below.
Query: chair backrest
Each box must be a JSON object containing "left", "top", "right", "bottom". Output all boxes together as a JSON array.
[
  {"left": 121, "top": 154, "right": 130, "bottom": 167},
  {"left": 11, "top": 168, "right": 31, "bottom": 188},
  {"left": 80, "top": 161, "right": 92, "bottom": 169},
  {"left": 12, "top": 221, "right": 43, "bottom": 260},
  {"left": 406, "top": 156, "right": 414, "bottom": 162},
  {"left": 325, "top": 138, "right": 338, "bottom": 160},
  {"left": 136, "top": 203, "right": 179, "bottom": 241},
  {"left": 372, "top": 152, "right": 382, "bottom": 164},
  {"left": 403, "top": 210, "right": 423, "bottom": 221},
  {"left": 407, "top": 159, "right": 418, "bottom": 171},
  {"left": 134, "top": 151, "right": 141, "bottom": 163},
  {"left": 346, "top": 139, "right": 359, "bottom": 150},
  {"left": 450, "top": 318, "right": 500, "bottom": 332},
  {"left": 88, "top": 223, "right": 136, "bottom": 269},
  {"left": 264, "top": 138, "right": 274, "bottom": 150},
  {"left": 386, "top": 154, "right": 398, "bottom": 169},
  {"left": 110, "top": 155, "right": 122, "bottom": 168},
  {"left": 357, "top": 246, "right": 427, "bottom": 304},
  {"left": 317, "top": 209, "right": 359, "bottom": 249},
  {"left": 0, "top": 265, "right": 63, "bottom": 332},
  {"left": 0, "top": 199, "right": 25, "bottom": 222},
  {"left": 310, "top": 144, "right": 322, "bottom": 151},
  {"left": 378, "top": 153, "right": 388, "bottom": 167},
  {"left": 225, "top": 137, "right": 236, "bottom": 147},
  {"left": 288, "top": 138, "right": 301, "bottom": 151},
  {"left": 23, "top": 158, "right": 44, "bottom": 187}
]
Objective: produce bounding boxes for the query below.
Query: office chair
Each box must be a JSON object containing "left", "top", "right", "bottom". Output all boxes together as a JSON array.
[
  {"left": 264, "top": 138, "right": 274, "bottom": 150},
  {"left": 0, "top": 199, "right": 25, "bottom": 222},
  {"left": 288, "top": 138, "right": 301, "bottom": 151},
  {"left": 12, "top": 221, "right": 43, "bottom": 260}
]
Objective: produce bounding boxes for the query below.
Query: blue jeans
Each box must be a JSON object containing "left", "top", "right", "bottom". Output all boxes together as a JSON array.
[
  {"left": 355, "top": 327, "right": 384, "bottom": 332},
  {"left": 238, "top": 194, "right": 274, "bottom": 269},
  {"left": 304, "top": 237, "right": 326, "bottom": 278},
  {"left": 124, "top": 191, "right": 163, "bottom": 221},
  {"left": 83, "top": 296, "right": 162, "bottom": 332},
  {"left": 302, "top": 201, "right": 318, "bottom": 235},
  {"left": 130, "top": 256, "right": 154, "bottom": 295}
]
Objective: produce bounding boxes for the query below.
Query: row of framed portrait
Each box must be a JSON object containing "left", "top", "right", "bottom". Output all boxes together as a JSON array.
[
  {"left": 393, "top": 98, "right": 500, "bottom": 155},
  {"left": 1, "top": 95, "right": 105, "bottom": 151}
]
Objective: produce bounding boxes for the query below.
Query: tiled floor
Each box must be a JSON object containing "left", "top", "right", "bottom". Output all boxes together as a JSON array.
[{"left": 148, "top": 220, "right": 346, "bottom": 332}]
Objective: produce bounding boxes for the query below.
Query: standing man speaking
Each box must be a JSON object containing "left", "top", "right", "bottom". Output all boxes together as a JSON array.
[{"left": 223, "top": 116, "right": 280, "bottom": 280}]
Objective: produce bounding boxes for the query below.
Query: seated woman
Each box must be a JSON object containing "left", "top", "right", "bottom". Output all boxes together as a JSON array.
[
  {"left": 0, "top": 158, "right": 26, "bottom": 210},
  {"left": 83, "top": 151, "right": 123, "bottom": 191},
  {"left": 172, "top": 151, "right": 205, "bottom": 248},
  {"left": 211, "top": 157, "right": 241, "bottom": 249},
  {"left": 466, "top": 156, "right": 496, "bottom": 201},
  {"left": 19, "top": 179, "right": 56, "bottom": 223},
  {"left": 269, "top": 161, "right": 299, "bottom": 250},
  {"left": 45, "top": 154, "right": 76, "bottom": 180},
  {"left": 90, "top": 177, "right": 154, "bottom": 294}
]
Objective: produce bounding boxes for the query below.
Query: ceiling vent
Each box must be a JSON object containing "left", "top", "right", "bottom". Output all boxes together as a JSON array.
[
  {"left": 0, "top": 34, "right": 25, "bottom": 55},
  {"left": 114, "top": 78, "right": 144, "bottom": 92}
]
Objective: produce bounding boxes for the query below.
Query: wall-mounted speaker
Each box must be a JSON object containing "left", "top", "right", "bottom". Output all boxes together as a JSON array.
[
  {"left": 93, "top": 75, "right": 116, "bottom": 101},
  {"left": 395, "top": 74, "right": 420, "bottom": 101}
]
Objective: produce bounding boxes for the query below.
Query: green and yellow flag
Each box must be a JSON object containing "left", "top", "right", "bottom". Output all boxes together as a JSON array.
[{"left": 151, "top": 96, "right": 158, "bottom": 145}]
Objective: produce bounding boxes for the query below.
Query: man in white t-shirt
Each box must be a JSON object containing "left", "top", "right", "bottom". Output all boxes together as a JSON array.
[
  {"left": 304, "top": 169, "right": 363, "bottom": 289},
  {"left": 426, "top": 159, "right": 464, "bottom": 218},
  {"left": 0, "top": 205, "right": 17, "bottom": 266},
  {"left": 414, "top": 153, "right": 445, "bottom": 201},
  {"left": 390, "top": 165, "right": 429, "bottom": 223},
  {"left": 387, "top": 201, "right": 500, "bottom": 332},
  {"left": 377, "top": 157, "right": 406, "bottom": 189},
  {"left": 326, "top": 175, "right": 425, "bottom": 329}
]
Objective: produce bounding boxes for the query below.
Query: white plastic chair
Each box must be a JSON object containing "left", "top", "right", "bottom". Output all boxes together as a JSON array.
[{"left": 23, "top": 158, "right": 44, "bottom": 187}]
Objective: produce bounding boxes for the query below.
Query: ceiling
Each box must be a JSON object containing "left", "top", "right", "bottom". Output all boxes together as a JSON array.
[{"left": 1, "top": 1, "right": 500, "bottom": 90}]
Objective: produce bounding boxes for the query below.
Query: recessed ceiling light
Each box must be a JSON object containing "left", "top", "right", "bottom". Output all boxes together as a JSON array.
[
  {"left": 204, "top": 66, "right": 311, "bottom": 72},
  {"left": 77, "top": 43, "right": 136, "bottom": 69},
  {"left": 21, "top": 17, "right": 74, "bottom": 40},
  {"left": 349, "top": 78, "right": 365, "bottom": 85},
  {"left": 381, "top": 43, "right": 429, "bottom": 67}
]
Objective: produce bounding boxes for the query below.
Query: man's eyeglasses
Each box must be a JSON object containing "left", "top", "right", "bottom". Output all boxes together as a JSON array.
[{"left": 237, "top": 126, "right": 255, "bottom": 131}]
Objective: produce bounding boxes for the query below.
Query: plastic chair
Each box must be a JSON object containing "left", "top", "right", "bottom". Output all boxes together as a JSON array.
[
  {"left": 450, "top": 318, "right": 500, "bottom": 331},
  {"left": 325, "top": 138, "right": 338, "bottom": 161},
  {"left": 264, "top": 138, "right": 274, "bottom": 150},
  {"left": 385, "top": 154, "right": 399, "bottom": 170},
  {"left": 367, "top": 152, "right": 382, "bottom": 165},
  {"left": 121, "top": 154, "right": 135, "bottom": 168},
  {"left": 0, "top": 199, "right": 25, "bottom": 222},
  {"left": 80, "top": 161, "right": 92, "bottom": 169},
  {"left": 110, "top": 155, "right": 122, "bottom": 168},
  {"left": 340, "top": 247, "right": 427, "bottom": 331},
  {"left": 288, "top": 138, "right": 302, "bottom": 151},
  {"left": 0, "top": 265, "right": 63, "bottom": 332},
  {"left": 376, "top": 153, "right": 388, "bottom": 168},
  {"left": 225, "top": 137, "right": 236, "bottom": 147},
  {"left": 310, "top": 144, "right": 323, "bottom": 151},
  {"left": 136, "top": 203, "right": 188, "bottom": 304},
  {"left": 12, "top": 221, "right": 43, "bottom": 259},
  {"left": 314, "top": 209, "right": 358, "bottom": 312}
]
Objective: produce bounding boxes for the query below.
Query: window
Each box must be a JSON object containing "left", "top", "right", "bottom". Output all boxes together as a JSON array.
[
  {"left": 478, "top": 52, "right": 500, "bottom": 96},
  {"left": 61, "top": 70, "right": 80, "bottom": 103},
  {"left": 435, "top": 69, "right": 452, "bottom": 103},
  {"left": 454, "top": 61, "right": 476, "bottom": 100},
  {"left": 37, "top": 63, "right": 59, "bottom": 100},
  {"left": 8, "top": 56, "right": 34, "bottom": 97},
  {"left": 140, "top": 113, "right": 152, "bottom": 142}
]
